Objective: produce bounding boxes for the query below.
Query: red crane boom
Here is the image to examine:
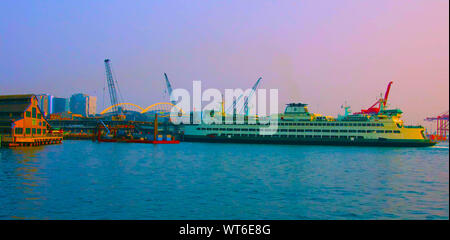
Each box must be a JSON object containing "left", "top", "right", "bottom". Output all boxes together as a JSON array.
[
  {"left": 383, "top": 81, "right": 393, "bottom": 107},
  {"left": 356, "top": 81, "right": 393, "bottom": 115}
]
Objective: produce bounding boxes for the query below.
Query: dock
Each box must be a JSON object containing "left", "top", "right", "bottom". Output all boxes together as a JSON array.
[{"left": 1, "top": 135, "right": 62, "bottom": 147}]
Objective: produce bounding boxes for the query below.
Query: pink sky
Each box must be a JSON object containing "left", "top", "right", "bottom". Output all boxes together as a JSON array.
[{"left": 0, "top": 0, "right": 448, "bottom": 127}]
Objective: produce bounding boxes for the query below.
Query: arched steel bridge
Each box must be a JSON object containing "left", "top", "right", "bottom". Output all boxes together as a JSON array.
[{"left": 99, "top": 102, "right": 185, "bottom": 117}]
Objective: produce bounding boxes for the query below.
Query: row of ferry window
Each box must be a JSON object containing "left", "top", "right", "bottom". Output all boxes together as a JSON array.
[
  {"left": 278, "top": 122, "right": 384, "bottom": 127},
  {"left": 222, "top": 134, "right": 365, "bottom": 139},
  {"left": 197, "top": 127, "right": 400, "bottom": 134},
  {"left": 277, "top": 129, "right": 401, "bottom": 134},
  {"left": 207, "top": 122, "right": 385, "bottom": 127}
]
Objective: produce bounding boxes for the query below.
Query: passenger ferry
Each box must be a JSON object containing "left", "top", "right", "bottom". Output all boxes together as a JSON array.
[{"left": 181, "top": 102, "right": 436, "bottom": 147}]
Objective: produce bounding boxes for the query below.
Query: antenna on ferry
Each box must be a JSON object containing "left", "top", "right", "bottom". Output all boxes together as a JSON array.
[{"left": 340, "top": 101, "right": 351, "bottom": 117}]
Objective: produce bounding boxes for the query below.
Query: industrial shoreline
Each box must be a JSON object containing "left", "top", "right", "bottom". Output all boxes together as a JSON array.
[
  {"left": 1, "top": 59, "right": 447, "bottom": 148},
  {"left": 0, "top": 92, "right": 446, "bottom": 148}
]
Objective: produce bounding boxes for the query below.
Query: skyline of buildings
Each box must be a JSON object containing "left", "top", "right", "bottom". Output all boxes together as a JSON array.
[
  {"left": 37, "top": 93, "right": 97, "bottom": 117},
  {"left": 69, "top": 93, "right": 97, "bottom": 117}
]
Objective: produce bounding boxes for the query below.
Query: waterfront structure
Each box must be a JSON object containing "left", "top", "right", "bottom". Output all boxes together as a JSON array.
[
  {"left": 53, "top": 97, "right": 70, "bottom": 113},
  {"left": 0, "top": 94, "right": 62, "bottom": 147},
  {"left": 181, "top": 103, "right": 436, "bottom": 147},
  {"left": 95, "top": 114, "right": 179, "bottom": 144},
  {"left": 70, "top": 93, "right": 97, "bottom": 117},
  {"left": 49, "top": 111, "right": 84, "bottom": 120}
]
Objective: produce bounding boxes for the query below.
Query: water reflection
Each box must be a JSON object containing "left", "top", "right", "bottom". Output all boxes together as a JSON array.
[{"left": 1, "top": 146, "right": 46, "bottom": 219}]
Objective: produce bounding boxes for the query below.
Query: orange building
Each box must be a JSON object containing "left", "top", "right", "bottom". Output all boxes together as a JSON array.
[{"left": 0, "top": 94, "right": 62, "bottom": 147}]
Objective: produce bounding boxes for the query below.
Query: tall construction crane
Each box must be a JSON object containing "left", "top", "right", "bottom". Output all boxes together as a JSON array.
[
  {"left": 164, "top": 73, "right": 176, "bottom": 105},
  {"left": 242, "top": 77, "right": 262, "bottom": 115},
  {"left": 104, "top": 59, "right": 124, "bottom": 120},
  {"left": 356, "top": 81, "right": 393, "bottom": 115},
  {"left": 226, "top": 77, "right": 262, "bottom": 116}
]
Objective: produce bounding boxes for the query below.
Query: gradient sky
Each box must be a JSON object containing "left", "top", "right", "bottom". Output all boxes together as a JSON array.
[{"left": 0, "top": 0, "right": 448, "bottom": 126}]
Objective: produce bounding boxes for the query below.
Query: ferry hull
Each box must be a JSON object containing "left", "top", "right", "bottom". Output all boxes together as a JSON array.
[
  {"left": 97, "top": 138, "right": 180, "bottom": 144},
  {"left": 183, "top": 135, "right": 436, "bottom": 147}
]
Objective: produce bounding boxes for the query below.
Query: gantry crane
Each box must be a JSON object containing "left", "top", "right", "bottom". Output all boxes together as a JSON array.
[{"left": 425, "top": 111, "right": 449, "bottom": 141}]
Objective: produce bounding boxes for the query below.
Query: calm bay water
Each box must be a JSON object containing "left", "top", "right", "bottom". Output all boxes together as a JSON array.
[{"left": 0, "top": 140, "right": 448, "bottom": 220}]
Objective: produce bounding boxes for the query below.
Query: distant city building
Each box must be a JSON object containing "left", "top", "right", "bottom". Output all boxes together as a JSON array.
[
  {"left": 69, "top": 93, "right": 97, "bottom": 117},
  {"left": 52, "top": 97, "right": 69, "bottom": 113},
  {"left": 88, "top": 96, "right": 97, "bottom": 116},
  {"left": 36, "top": 94, "right": 53, "bottom": 116},
  {"left": 70, "top": 93, "right": 88, "bottom": 116}
]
